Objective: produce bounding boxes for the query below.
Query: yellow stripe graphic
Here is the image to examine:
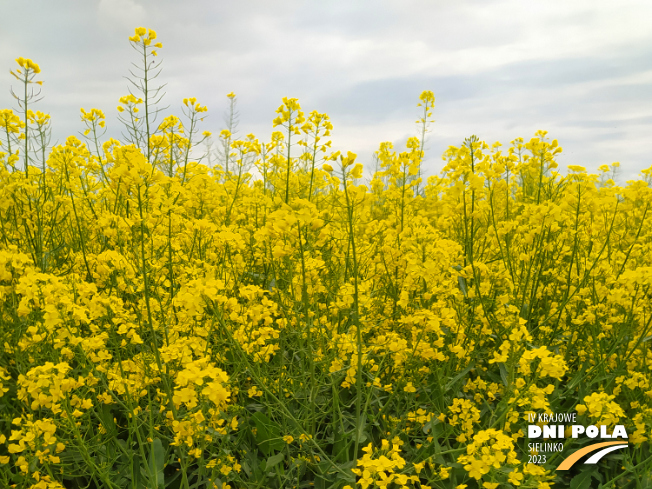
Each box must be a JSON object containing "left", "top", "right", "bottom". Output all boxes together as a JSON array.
[{"left": 557, "top": 441, "right": 628, "bottom": 470}]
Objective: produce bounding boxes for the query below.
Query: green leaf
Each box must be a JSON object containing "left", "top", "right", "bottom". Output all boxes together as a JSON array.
[
  {"left": 457, "top": 276, "right": 467, "bottom": 297},
  {"left": 265, "top": 452, "right": 285, "bottom": 470},
  {"left": 99, "top": 404, "right": 116, "bottom": 435},
  {"left": 335, "top": 462, "right": 356, "bottom": 484},
  {"left": 251, "top": 412, "right": 284, "bottom": 455},
  {"left": 445, "top": 362, "right": 475, "bottom": 392},
  {"left": 147, "top": 438, "right": 165, "bottom": 489},
  {"left": 499, "top": 363, "right": 509, "bottom": 387},
  {"left": 570, "top": 468, "right": 601, "bottom": 489},
  {"left": 356, "top": 413, "right": 368, "bottom": 443},
  {"left": 132, "top": 454, "right": 143, "bottom": 489}
]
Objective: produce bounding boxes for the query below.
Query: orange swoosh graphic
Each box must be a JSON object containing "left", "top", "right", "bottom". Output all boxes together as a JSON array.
[{"left": 557, "top": 441, "right": 628, "bottom": 470}]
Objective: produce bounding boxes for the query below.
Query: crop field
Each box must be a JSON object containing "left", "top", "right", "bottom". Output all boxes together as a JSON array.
[{"left": 0, "top": 28, "right": 651, "bottom": 489}]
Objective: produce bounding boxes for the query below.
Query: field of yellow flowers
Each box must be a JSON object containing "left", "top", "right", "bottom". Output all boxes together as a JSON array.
[{"left": 0, "top": 28, "right": 651, "bottom": 489}]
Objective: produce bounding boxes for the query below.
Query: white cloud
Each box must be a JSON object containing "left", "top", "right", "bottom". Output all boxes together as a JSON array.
[
  {"left": 0, "top": 0, "right": 650, "bottom": 178},
  {"left": 98, "top": 0, "right": 146, "bottom": 29}
]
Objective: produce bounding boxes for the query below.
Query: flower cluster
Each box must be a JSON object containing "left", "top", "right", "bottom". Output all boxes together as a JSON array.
[{"left": 0, "top": 28, "right": 650, "bottom": 489}]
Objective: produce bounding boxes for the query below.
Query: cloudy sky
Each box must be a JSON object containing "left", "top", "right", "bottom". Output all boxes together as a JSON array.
[{"left": 1, "top": 0, "right": 651, "bottom": 182}]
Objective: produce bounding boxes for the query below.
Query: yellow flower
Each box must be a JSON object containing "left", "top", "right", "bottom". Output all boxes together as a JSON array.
[
  {"left": 16, "top": 57, "right": 41, "bottom": 74},
  {"left": 341, "top": 150, "right": 357, "bottom": 168},
  {"left": 567, "top": 165, "right": 585, "bottom": 172},
  {"left": 508, "top": 469, "right": 524, "bottom": 486},
  {"left": 418, "top": 90, "right": 435, "bottom": 106},
  {"left": 403, "top": 382, "right": 416, "bottom": 393},
  {"left": 350, "top": 163, "right": 364, "bottom": 179}
]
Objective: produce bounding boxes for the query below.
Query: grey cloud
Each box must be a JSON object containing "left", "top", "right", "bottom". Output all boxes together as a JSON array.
[{"left": 0, "top": 0, "right": 650, "bottom": 184}]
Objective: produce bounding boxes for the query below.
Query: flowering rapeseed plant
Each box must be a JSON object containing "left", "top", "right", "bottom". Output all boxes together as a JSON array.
[{"left": 0, "top": 26, "right": 650, "bottom": 489}]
